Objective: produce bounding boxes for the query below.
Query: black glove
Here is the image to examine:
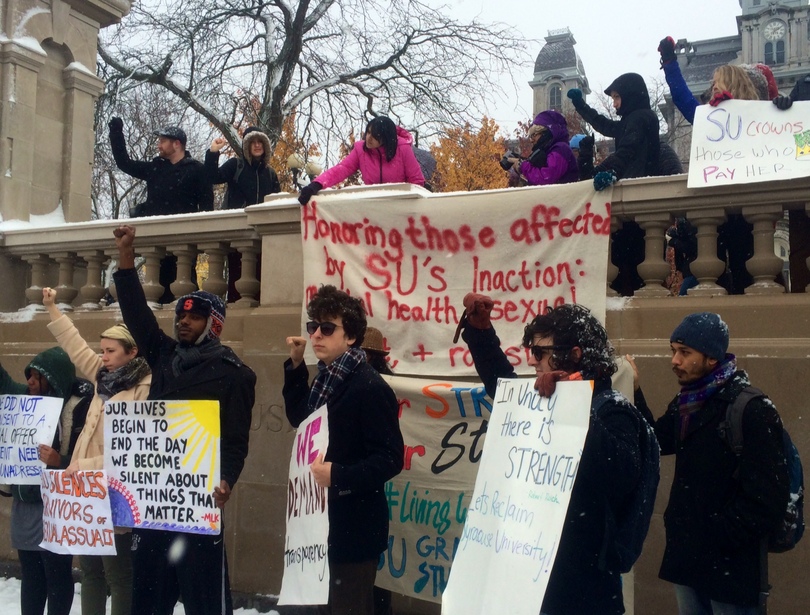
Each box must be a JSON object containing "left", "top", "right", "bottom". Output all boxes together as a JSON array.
[
  {"left": 658, "top": 37, "right": 677, "bottom": 66},
  {"left": 298, "top": 181, "right": 322, "bottom": 206},
  {"left": 773, "top": 96, "right": 793, "bottom": 111},
  {"left": 108, "top": 117, "right": 123, "bottom": 133},
  {"left": 579, "top": 135, "right": 595, "bottom": 156}
]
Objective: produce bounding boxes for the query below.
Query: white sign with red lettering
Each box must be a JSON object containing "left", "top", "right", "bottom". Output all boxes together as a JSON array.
[{"left": 300, "top": 182, "right": 611, "bottom": 376}]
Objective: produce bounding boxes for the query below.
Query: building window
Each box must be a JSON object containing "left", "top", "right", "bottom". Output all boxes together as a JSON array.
[
  {"left": 777, "top": 40, "right": 785, "bottom": 64},
  {"left": 753, "top": 0, "right": 761, "bottom": 5},
  {"left": 549, "top": 85, "right": 562, "bottom": 111},
  {"left": 765, "top": 42, "right": 773, "bottom": 65}
]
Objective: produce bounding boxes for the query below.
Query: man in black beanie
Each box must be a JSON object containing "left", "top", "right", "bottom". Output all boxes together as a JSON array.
[
  {"left": 112, "top": 225, "right": 256, "bottom": 615},
  {"left": 630, "top": 312, "right": 789, "bottom": 614}
]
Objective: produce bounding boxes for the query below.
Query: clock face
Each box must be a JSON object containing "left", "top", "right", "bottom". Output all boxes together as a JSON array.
[{"left": 764, "top": 20, "right": 786, "bottom": 41}]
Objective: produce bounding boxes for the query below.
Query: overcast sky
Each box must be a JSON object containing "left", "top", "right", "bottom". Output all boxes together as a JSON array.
[{"left": 441, "top": 0, "right": 744, "bottom": 130}]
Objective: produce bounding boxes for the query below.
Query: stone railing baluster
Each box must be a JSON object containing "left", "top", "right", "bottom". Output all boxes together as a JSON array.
[{"left": 743, "top": 205, "right": 785, "bottom": 295}]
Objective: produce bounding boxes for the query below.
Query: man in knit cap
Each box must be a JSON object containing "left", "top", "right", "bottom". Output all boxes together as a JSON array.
[
  {"left": 112, "top": 225, "right": 256, "bottom": 615},
  {"left": 630, "top": 313, "right": 789, "bottom": 615}
]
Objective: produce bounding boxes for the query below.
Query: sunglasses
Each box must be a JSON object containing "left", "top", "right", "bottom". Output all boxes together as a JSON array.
[
  {"left": 530, "top": 345, "right": 571, "bottom": 361},
  {"left": 306, "top": 321, "right": 343, "bottom": 336}
]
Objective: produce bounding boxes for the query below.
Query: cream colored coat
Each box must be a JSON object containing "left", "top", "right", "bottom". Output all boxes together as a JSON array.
[{"left": 47, "top": 315, "right": 151, "bottom": 471}]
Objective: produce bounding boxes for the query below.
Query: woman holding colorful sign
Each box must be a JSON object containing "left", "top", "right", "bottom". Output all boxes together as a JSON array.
[{"left": 42, "top": 287, "right": 151, "bottom": 615}]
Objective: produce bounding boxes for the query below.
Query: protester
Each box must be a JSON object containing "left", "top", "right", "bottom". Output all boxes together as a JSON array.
[
  {"left": 41, "top": 287, "right": 150, "bottom": 615},
  {"left": 504, "top": 111, "right": 578, "bottom": 186},
  {"left": 112, "top": 225, "right": 256, "bottom": 615},
  {"left": 284, "top": 286, "right": 404, "bottom": 614},
  {"left": 298, "top": 116, "right": 424, "bottom": 204},
  {"left": 108, "top": 118, "right": 213, "bottom": 303},
  {"left": 362, "top": 326, "right": 393, "bottom": 376},
  {"left": 774, "top": 73, "right": 810, "bottom": 109},
  {"left": 457, "top": 297, "right": 645, "bottom": 615},
  {"left": 629, "top": 313, "right": 789, "bottom": 614},
  {"left": 567, "top": 73, "right": 660, "bottom": 191},
  {"left": 667, "top": 219, "right": 698, "bottom": 295},
  {"left": 0, "top": 349, "right": 93, "bottom": 615}
]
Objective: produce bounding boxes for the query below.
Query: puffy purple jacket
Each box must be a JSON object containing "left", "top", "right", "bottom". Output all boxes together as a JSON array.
[
  {"left": 314, "top": 126, "right": 425, "bottom": 188},
  {"left": 519, "top": 110, "right": 579, "bottom": 186}
]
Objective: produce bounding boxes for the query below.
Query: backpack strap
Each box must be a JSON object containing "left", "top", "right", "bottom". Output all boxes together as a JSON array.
[
  {"left": 233, "top": 158, "right": 245, "bottom": 184},
  {"left": 718, "top": 385, "right": 765, "bottom": 455}
]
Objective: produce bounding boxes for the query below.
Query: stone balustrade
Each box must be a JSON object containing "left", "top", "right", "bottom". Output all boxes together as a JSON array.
[{"left": 1, "top": 175, "right": 809, "bottom": 313}]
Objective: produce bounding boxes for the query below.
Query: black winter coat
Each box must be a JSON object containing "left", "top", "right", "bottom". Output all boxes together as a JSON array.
[
  {"left": 110, "top": 129, "right": 213, "bottom": 217},
  {"left": 635, "top": 371, "right": 789, "bottom": 606},
  {"left": 283, "top": 358, "right": 404, "bottom": 564},
  {"left": 113, "top": 268, "right": 255, "bottom": 488},
  {"left": 462, "top": 326, "right": 641, "bottom": 615},
  {"left": 204, "top": 153, "right": 281, "bottom": 209}
]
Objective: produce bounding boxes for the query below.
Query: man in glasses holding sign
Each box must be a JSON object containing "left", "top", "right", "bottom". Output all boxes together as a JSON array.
[
  {"left": 456, "top": 293, "right": 652, "bottom": 615},
  {"left": 284, "top": 285, "right": 404, "bottom": 615}
]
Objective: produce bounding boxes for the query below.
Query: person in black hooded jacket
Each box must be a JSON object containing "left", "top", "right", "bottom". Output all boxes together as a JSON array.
[{"left": 568, "top": 73, "right": 660, "bottom": 190}]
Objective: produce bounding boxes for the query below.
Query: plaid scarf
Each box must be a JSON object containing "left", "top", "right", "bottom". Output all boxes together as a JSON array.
[
  {"left": 96, "top": 356, "right": 151, "bottom": 401},
  {"left": 307, "top": 347, "right": 365, "bottom": 413},
  {"left": 677, "top": 354, "right": 737, "bottom": 439}
]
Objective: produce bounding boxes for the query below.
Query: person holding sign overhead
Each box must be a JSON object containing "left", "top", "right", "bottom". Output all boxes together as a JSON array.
[
  {"left": 0, "top": 349, "right": 93, "bottom": 615},
  {"left": 456, "top": 297, "right": 648, "bottom": 615},
  {"left": 42, "top": 287, "right": 151, "bottom": 615},
  {"left": 112, "top": 225, "right": 256, "bottom": 615},
  {"left": 284, "top": 286, "right": 404, "bottom": 615}
]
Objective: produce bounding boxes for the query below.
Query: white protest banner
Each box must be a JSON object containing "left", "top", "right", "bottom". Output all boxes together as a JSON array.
[
  {"left": 688, "top": 99, "right": 810, "bottom": 188},
  {"left": 40, "top": 469, "right": 116, "bottom": 555},
  {"left": 0, "top": 395, "right": 62, "bottom": 485},
  {"left": 441, "top": 378, "right": 592, "bottom": 615},
  {"left": 301, "top": 181, "right": 611, "bottom": 376},
  {"left": 279, "top": 405, "right": 330, "bottom": 606},
  {"left": 103, "top": 400, "right": 221, "bottom": 535}
]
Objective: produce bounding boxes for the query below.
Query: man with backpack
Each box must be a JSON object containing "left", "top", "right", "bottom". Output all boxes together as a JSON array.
[
  {"left": 631, "top": 312, "right": 792, "bottom": 615},
  {"left": 457, "top": 296, "right": 656, "bottom": 615}
]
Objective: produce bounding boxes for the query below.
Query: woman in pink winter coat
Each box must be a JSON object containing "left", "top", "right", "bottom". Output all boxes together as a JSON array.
[{"left": 298, "top": 116, "right": 425, "bottom": 204}]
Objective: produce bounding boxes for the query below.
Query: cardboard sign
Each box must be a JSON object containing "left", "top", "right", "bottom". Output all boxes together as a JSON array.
[
  {"left": 40, "top": 469, "right": 116, "bottom": 555},
  {"left": 301, "top": 181, "right": 611, "bottom": 376},
  {"left": 279, "top": 405, "right": 330, "bottom": 605},
  {"left": 442, "top": 379, "right": 592, "bottom": 615},
  {"left": 688, "top": 99, "right": 810, "bottom": 187},
  {"left": 0, "top": 395, "right": 62, "bottom": 484},
  {"left": 103, "top": 400, "right": 221, "bottom": 535}
]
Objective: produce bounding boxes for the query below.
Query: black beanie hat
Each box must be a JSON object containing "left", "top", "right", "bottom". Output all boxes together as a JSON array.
[{"left": 670, "top": 312, "right": 729, "bottom": 361}]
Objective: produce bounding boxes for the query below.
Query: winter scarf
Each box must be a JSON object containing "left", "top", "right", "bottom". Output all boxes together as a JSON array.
[
  {"left": 171, "top": 339, "right": 227, "bottom": 377},
  {"left": 96, "top": 356, "right": 151, "bottom": 401},
  {"left": 307, "top": 347, "right": 365, "bottom": 412},
  {"left": 677, "top": 354, "right": 737, "bottom": 439}
]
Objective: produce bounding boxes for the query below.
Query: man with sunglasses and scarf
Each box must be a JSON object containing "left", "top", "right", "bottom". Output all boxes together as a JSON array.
[
  {"left": 457, "top": 293, "right": 644, "bottom": 615},
  {"left": 630, "top": 313, "right": 789, "bottom": 615},
  {"left": 112, "top": 225, "right": 256, "bottom": 615},
  {"left": 284, "top": 285, "right": 404, "bottom": 615}
]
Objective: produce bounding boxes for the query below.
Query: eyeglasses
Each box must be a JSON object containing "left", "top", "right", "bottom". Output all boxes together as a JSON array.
[
  {"left": 530, "top": 345, "right": 571, "bottom": 361},
  {"left": 306, "top": 321, "right": 343, "bottom": 336}
]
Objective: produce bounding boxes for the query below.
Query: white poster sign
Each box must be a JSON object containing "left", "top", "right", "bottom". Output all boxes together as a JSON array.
[
  {"left": 0, "top": 395, "right": 62, "bottom": 485},
  {"left": 688, "top": 100, "right": 810, "bottom": 188},
  {"left": 441, "top": 379, "right": 592, "bottom": 615},
  {"left": 301, "top": 182, "right": 611, "bottom": 376},
  {"left": 40, "top": 469, "right": 116, "bottom": 555},
  {"left": 103, "top": 400, "right": 221, "bottom": 535},
  {"left": 279, "top": 405, "right": 330, "bottom": 606}
]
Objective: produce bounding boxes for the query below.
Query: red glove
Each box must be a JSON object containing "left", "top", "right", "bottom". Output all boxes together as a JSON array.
[
  {"left": 462, "top": 293, "right": 494, "bottom": 329},
  {"left": 709, "top": 90, "right": 733, "bottom": 107},
  {"left": 534, "top": 371, "right": 570, "bottom": 397}
]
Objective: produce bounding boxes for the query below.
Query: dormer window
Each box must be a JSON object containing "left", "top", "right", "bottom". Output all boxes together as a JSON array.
[{"left": 549, "top": 85, "right": 562, "bottom": 111}]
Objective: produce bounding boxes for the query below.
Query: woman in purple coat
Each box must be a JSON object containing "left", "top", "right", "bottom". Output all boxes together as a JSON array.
[
  {"left": 298, "top": 116, "right": 424, "bottom": 204},
  {"left": 508, "top": 110, "right": 579, "bottom": 186}
]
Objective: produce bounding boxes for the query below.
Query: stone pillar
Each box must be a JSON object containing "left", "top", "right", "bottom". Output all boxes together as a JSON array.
[
  {"left": 105, "top": 249, "right": 120, "bottom": 305},
  {"left": 22, "top": 254, "right": 50, "bottom": 309},
  {"left": 198, "top": 243, "right": 228, "bottom": 298},
  {"left": 167, "top": 244, "right": 199, "bottom": 301},
  {"left": 231, "top": 240, "right": 261, "bottom": 307},
  {"left": 686, "top": 210, "right": 727, "bottom": 296},
  {"left": 0, "top": 42, "right": 46, "bottom": 223},
  {"left": 77, "top": 250, "right": 108, "bottom": 310},
  {"left": 139, "top": 247, "right": 166, "bottom": 307},
  {"left": 744, "top": 205, "right": 785, "bottom": 295},
  {"left": 633, "top": 215, "right": 671, "bottom": 298},
  {"left": 61, "top": 67, "right": 104, "bottom": 222},
  {"left": 52, "top": 252, "right": 79, "bottom": 309}
]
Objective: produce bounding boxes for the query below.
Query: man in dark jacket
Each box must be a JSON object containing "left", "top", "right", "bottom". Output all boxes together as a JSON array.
[
  {"left": 457, "top": 297, "right": 643, "bottom": 615},
  {"left": 112, "top": 225, "right": 256, "bottom": 615},
  {"left": 0, "top": 348, "right": 92, "bottom": 615},
  {"left": 567, "top": 73, "right": 660, "bottom": 191},
  {"left": 283, "top": 285, "right": 404, "bottom": 615},
  {"left": 631, "top": 313, "right": 789, "bottom": 614}
]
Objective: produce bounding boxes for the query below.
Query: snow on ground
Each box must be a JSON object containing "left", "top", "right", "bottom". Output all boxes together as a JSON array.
[{"left": 0, "top": 576, "right": 281, "bottom": 615}]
